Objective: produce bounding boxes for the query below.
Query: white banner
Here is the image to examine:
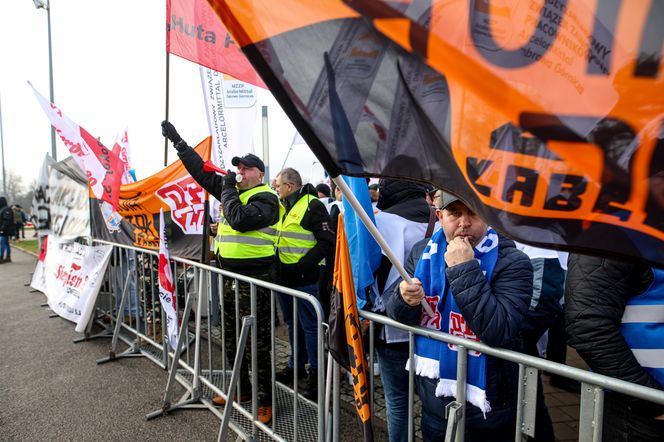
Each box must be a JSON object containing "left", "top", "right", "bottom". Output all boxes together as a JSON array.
[
  {"left": 31, "top": 153, "right": 55, "bottom": 233},
  {"left": 49, "top": 167, "right": 90, "bottom": 240},
  {"left": 41, "top": 238, "right": 112, "bottom": 332},
  {"left": 158, "top": 209, "right": 178, "bottom": 349},
  {"left": 199, "top": 68, "right": 258, "bottom": 219}
]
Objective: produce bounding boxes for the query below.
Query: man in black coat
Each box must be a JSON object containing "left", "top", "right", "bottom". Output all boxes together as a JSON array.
[
  {"left": 0, "top": 196, "right": 16, "bottom": 263},
  {"left": 386, "top": 192, "right": 532, "bottom": 441},
  {"left": 162, "top": 121, "right": 280, "bottom": 424},
  {"left": 273, "top": 167, "right": 334, "bottom": 399},
  {"left": 565, "top": 254, "right": 664, "bottom": 441}
]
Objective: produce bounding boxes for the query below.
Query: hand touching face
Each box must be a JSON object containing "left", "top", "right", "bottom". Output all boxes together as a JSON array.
[{"left": 444, "top": 236, "right": 475, "bottom": 267}]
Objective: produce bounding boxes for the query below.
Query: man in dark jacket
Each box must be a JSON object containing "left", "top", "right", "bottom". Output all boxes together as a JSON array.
[
  {"left": 565, "top": 254, "right": 664, "bottom": 441},
  {"left": 273, "top": 167, "right": 334, "bottom": 399},
  {"left": 0, "top": 197, "right": 16, "bottom": 263},
  {"left": 372, "top": 179, "right": 435, "bottom": 442},
  {"left": 386, "top": 192, "right": 532, "bottom": 441},
  {"left": 162, "top": 121, "right": 280, "bottom": 424}
]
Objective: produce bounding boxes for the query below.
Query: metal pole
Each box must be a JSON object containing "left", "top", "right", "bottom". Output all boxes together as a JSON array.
[
  {"left": 46, "top": 1, "right": 56, "bottom": 161},
  {"left": 164, "top": 52, "right": 171, "bottom": 166},
  {"left": 261, "top": 106, "right": 269, "bottom": 183},
  {"left": 331, "top": 175, "right": 435, "bottom": 316},
  {"left": 0, "top": 93, "right": 6, "bottom": 194}
]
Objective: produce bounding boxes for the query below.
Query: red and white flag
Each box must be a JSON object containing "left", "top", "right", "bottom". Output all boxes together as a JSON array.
[
  {"left": 166, "top": 0, "right": 265, "bottom": 88},
  {"left": 112, "top": 126, "right": 135, "bottom": 184},
  {"left": 29, "top": 82, "right": 124, "bottom": 209},
  {"left": 158, "top": 209, "right": 179, "bottom": 350}
]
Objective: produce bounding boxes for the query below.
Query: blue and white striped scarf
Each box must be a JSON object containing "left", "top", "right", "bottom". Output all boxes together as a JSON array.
[{"left": 410, "top": 227, "right": 499, "bottom": 413}]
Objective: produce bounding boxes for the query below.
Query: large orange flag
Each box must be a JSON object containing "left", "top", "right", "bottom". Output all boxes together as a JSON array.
[
  {"left": 329, "top": 214, "right": 373, "bottom": 441},
  {"left": 207, "top": 0, "right": 664, "bottom": 267}
]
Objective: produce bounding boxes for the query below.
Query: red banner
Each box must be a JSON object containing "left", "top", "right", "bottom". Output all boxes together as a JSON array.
[{"left": 166, "top": 0, "right": 265, "bottom": 88}]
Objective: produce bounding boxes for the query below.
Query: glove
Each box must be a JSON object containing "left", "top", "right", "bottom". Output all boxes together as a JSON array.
[
  {"left": 161, "top": 120, "right": 186, "bottom": 151},
  {"left": 223, "top": 171, "right": 238, "bottom": 188}
]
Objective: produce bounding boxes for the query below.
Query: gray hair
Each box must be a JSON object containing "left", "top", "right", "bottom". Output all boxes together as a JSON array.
[{"left": 278, "top": 167, "right": 302, "bottom": 188}]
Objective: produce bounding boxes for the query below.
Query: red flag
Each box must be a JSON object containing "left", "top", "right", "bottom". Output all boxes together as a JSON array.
[
  {"left": 166, "top": 0, "right": 265, "bottom": 88},
  {"left": 30, "top": 82, "right": 123, "bottom": 210}
]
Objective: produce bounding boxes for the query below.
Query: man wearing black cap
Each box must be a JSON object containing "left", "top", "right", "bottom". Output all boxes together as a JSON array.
[
  {"left": 385, "top": 191, "right": 532, "bottom": 441},
  {"left": 162, "top": 121, "right": 280, "bottom": 424}
]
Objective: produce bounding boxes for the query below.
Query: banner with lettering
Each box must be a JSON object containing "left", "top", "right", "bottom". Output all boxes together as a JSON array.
[
  {"left": 42, "top": 237, "right": 113, "bottom": 333},
  {"left": 167, "top": 0, "right": 265, "bottom": 88},
  {"left": 208, "top": 0, "right": 664, "bottom": 267},
  {"left": 90, "top": 137, "right": 212, "bottom": 260},
  {"left": 31, "top": 153, "right": 55, "bottom": 233},
  {"left": 49, "top": 157, "right": 90, "bottom": 240},
  {"left": 200, "top": 67, "right": 258, "bottom": 219}
]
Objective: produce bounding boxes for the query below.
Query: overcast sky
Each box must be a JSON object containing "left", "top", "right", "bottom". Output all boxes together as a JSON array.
[{"left": 0, "top": 0, "right": 323, "bottom": 193}]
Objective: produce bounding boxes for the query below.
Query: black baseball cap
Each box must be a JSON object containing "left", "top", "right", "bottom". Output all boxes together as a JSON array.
[
  {"left": 368, "top": 183, "right": 379, "bottom": 190},
  {"left": 231, "top": 153, "right": 265, "bottom": 172},
  {"left": 440, "top": 191, "right": 462, "bottom": 209}
]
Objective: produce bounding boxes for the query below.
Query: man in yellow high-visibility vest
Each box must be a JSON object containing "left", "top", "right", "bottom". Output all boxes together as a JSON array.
[
  {"left": 274, "top": 168, "right": 334, "bottom": 400},
  {"left": 162, "top": 121, "right": 280, "bottom": 424}
]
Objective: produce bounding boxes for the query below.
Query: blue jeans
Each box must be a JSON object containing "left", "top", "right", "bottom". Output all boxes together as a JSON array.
[
  {"left": 0, "top": 235, "right": 9, "bottom": 259},
  {"left": 113, "top": 249, "right": 139, "bottom": 317},
  {"left": 376, "top": 341, "right": 411, "bottom": 442},
  {"left": 277, "top": 283, "right": 320, "bottom": 369}
]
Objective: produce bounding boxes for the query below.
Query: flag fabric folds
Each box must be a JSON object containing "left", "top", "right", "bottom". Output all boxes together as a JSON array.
[
  {"left": 207, "top": 0, "right": 664, "bottom": 267},
  {"left": 90, "top": 137, "right": 212, "bottom": 260},
  {"left": 328, "top": 214, "right": 374, "bottom": 442},
  {"left": 158, "top": 208, "right": 178, "bottom": 350},
  {"left": 341, "top": 176, "right": 381, "bottom": 309},
  {"left": 167, "top": 0, "right": 265, "bottom": 88},
  {"left": 30, "top": 82, "right": 124, "bottom": 210}
]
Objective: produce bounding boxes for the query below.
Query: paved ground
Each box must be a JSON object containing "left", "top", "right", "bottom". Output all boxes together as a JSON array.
[{"left": 1, "top": 244, "right": 585, "bottom": 441}]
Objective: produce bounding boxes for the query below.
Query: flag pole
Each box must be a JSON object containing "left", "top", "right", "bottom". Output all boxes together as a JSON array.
[
  {"left": 163, "top": 52, "right": 171, "bottom": 167},
  {"left": 332, "top": 175, "right": 435, "bottom": 317}
]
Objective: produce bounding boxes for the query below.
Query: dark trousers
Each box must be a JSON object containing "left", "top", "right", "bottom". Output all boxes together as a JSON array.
[
  {"left": 222, "top": 273, "right": 272, "bottom": 405},
  {"left": 602, "top": 393, "right": 664, "bottom": 442}
]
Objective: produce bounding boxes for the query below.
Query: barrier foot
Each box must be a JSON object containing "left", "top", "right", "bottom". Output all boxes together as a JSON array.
[
  {"left": 39, "top": 303, "right": 48, "bottom": 307},
  {"left": 96, "top": 346, "right": 144, "bottom": 365},
  {"left": 48, "top": 313, "right": 58, "bottom": 318},
  {"left": 145, "top": 397, "right": 200, "bottom": 421},
  {"left": 73, "top": 327, "right": 113, "bottom": 344}
]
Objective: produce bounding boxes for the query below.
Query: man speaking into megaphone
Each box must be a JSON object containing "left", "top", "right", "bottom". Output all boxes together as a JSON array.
[{"left": 161, "top": 120, "right": 281, "bottom": 423}]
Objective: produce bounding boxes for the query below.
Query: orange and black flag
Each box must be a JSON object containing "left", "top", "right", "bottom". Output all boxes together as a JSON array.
[
  {"left": 208, "top": 0, "right": 664, "bottom": 267},
  {"left": 328, "top": 214, "right": 373, "bottom": 442}
]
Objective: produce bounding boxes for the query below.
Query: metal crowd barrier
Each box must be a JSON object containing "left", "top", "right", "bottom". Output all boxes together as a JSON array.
[
  {"left": 357, "top": 309, "right": 664, "bottom": 442},
  {"left": 89, "top": 240, "right": 326, "bottom": 442},
  {"left": 83, "top": 240, "right": 664, "bottom": 442}
]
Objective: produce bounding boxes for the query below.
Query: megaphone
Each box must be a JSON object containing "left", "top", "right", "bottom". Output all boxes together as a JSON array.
[{"left": 203, "top": 161, "right": 243, "bottom": 183}]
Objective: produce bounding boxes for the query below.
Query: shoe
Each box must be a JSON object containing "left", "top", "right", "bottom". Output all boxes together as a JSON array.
[
  {"left": 211, "top": 392, "right": 251, "bottom": 406},
  {"left": 275, "top": 366, "right": 306, "bottom": 386},
  {"left": 304, "top": 368, "right": 318, "bottom": 400},
  {"left": 548, "top": 374, "right": 581, "bottom": 393},
  {"left": 3, "top": 257, "right": 10, "bottom": 263},
  {"left": 257, "top": 405, "right": 272, "bottom": 424}
]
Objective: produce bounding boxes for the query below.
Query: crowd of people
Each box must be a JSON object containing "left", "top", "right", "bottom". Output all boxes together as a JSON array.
[
  {"left": 0, "top": 197, "right": 28, "bottom": 264},
  {"left": 160, "top": 120, "right": 663, "bottom": 441}
]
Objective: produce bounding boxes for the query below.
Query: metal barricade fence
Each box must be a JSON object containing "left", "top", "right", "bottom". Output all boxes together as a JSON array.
[
  {"left": 90, "top": 240, "right": 326, "bottom": 442},
  {"left": 86, "top": 240, "right": 664, "bottom": 442},
  {"left": 357, "top": 310, "right": 664, "bottom": 442}
]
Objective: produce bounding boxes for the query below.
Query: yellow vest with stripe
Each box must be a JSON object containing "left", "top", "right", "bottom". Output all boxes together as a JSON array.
[
  {"left": 214, "top": 184, "right": 281, "bottom": 259},
  {"left": 277, "top": 193, "right": 318, "bottom": 265}
]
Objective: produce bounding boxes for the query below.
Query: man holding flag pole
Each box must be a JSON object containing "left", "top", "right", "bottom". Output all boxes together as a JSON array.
[{"left": 161, "top": 120, "right": 281, "bottom": 425}]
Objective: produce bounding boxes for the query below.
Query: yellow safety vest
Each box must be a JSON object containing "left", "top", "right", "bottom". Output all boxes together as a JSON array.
[
  {"left": 277, "top": 193, "right": 318, "bottom": 265},
  {"left": 214, "top": 184, "right": 282, "bottom": 259}
]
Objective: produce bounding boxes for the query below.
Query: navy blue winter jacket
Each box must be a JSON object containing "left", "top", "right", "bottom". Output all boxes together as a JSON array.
[{"left": 385, "top": 234, "right": 533, "bottom": 426}]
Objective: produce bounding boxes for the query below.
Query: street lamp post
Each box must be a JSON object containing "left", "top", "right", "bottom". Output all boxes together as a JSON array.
[{"left": 33, "top": 0, "right": 57, "bottom": 161}]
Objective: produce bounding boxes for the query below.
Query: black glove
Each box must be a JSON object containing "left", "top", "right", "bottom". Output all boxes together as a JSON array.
[
  {"left": 223, "top": 171, "right": 238, "bottom": 188},
  {"left": 161, "top": 120, "right": 186, "bottom": 151}
]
